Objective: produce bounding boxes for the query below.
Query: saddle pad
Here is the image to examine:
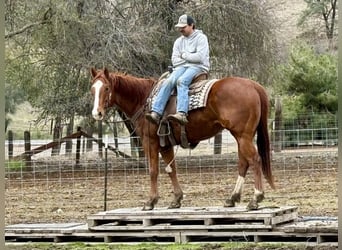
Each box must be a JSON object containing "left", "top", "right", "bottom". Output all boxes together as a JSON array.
[
  {"left": 148, "top": 78, "right": 218, "bottom": 111},
  {"left": 189, "top": 79, "right": 217, "bottom": 110}
]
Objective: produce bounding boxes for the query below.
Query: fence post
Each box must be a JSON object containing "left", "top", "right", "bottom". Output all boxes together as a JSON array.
[
  {"left": 213, "top": 132, "right": 222, "bottom": 154},
  {"left": 98, "top": 120, "right": 103, "bottom": 158},
  {"left": 76, "top": 127, "right": 81, "bottom": 167},
  {"left": 273, "top": 96, "right": 282, "bottom": 152},
  {"left": 104, "top": 135, "right": 108, "bottom": 211},
  {"left": 24, "top": 130, "right": 32, "bottom": 169},
  {"left": 8, "top": 130, "right": 13, "bottom": 160},
  {"left": 52, "top": 117, "right": 62, "bottom": 156}
]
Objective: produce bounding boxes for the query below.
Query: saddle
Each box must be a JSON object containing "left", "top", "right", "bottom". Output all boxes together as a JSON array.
[{"left": 153, "top": 71, "right": 209, "bottom": 149}]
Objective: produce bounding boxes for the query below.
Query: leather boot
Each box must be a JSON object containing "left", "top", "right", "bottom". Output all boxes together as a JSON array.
[
  {"left": 167, "top": 112, "right": 188, "bottom": 125},
  {"left": 145, "top": 111, "right": 161, "bottom": 124}
]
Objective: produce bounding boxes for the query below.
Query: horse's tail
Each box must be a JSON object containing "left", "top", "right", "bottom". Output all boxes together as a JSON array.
[{"left": 255, "top": 83, "right": 275, "bottom": 189}]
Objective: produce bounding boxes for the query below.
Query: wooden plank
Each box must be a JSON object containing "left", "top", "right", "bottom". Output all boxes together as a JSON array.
[
  {"left": 6, "top": 230, "right": 337, "bottom": 244},
  {"left": 89, "top": 223, "right": 272, "bottom": 231},
  {"left": 5, "top": 223, "right": 338, "bottom": 244},
  {"left": 271, "top": 211, "right": 298, "bottom": 225},
  {"left": 280, "top": 219, "right": 338, "bottom": 233},
  {"left": 99, "top": 231, "right": 181, "bottom": 243},
  {"left": 180, "top": 230, "right": 338, "bottom": 244},
  {"left": 91, "top": 206, "right": 298, "bottom": 217},
  {"left": 87, "top": 206, "right": 298, "bottom": 228},
  {"left": 5, "top": 223, "right": 85, "bottom": 234},
  {"left": 14, "top": 132, "right": 83, "bottom": 159}
]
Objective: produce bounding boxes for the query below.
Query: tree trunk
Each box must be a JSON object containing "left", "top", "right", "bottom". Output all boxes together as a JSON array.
[
  {"left": 65, "top": 115, "right": 74, "bottom": 155},
  {"left": 51, "top": 117, "right": 62, "bottom": 156}
]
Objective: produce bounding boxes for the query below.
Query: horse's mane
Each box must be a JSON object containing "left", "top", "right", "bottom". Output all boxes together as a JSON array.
[{"left": 109, "top": 72, "right": 156, "bottom": 104}]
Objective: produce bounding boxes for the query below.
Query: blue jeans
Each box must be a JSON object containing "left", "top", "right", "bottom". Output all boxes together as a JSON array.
[{"left": 152, "top": 66, "right": 203, "bottom": 115}]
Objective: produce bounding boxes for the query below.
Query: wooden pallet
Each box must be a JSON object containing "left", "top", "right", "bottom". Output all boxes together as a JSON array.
[
  {"left": 87, "top": 206, "right": 298, "bottom": 230},
  {"left": 5, "top": 206, "right": 338, "bottom": 245},
  {"left": 5, "top": 221, "right": 338, "bottom": 245},
  {"left": 281, "top": 218, "right": 338, "bottom": 233}
]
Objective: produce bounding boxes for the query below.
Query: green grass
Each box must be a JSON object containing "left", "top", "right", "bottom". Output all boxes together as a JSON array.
[{"left": 5, "top": 160, "right": 25, "bottom": 171}]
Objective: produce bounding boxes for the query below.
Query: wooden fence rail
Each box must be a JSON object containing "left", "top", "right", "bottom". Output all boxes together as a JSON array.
[{"left": 8, "top": 127, "right": 132, "bottom": 167}]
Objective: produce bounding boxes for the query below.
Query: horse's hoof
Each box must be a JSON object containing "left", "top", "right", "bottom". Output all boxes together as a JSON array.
[
  {"left": 224, "top": 193, "right": 240, "bottom": 207},
  {"left": 246, "top": 200, "right": 258, "bottom": 210},
  {"left": 224, "top": 199, "right": 235, "bottom": 207},
  {"left": 142, "top": 203, "right": 154, "bottom": 211},
  {"left": 168, "top": 201, "right": 181, "bottom": 209}
]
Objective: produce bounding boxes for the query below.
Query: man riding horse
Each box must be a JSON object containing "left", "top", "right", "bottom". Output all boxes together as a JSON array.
[{"left": 146, "top": 14, "right": 210, "bottom": 125}]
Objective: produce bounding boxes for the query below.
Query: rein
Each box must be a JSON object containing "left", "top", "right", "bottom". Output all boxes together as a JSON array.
[
  {"left": 96, "top": 72, "right": 158, "bottom": 135},
  {"left": 124, "top": 76, "right": 158, "bottom": 124},
  {"left": 130, "top": 104, "right": 147, "bottom": 124}
]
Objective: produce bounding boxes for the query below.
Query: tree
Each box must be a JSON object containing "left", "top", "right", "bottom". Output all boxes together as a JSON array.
[
  {"left": 298, "top": 0, "right": 338, "bottom": 46},
  {"left": 175, "top": 0, "right": 277, "bottom": 83},
  {"left": 5, "top": 0, "right": 278, "bottom": 139},
  {"left": 276, "top": 43, "right": 337, "bottom": 114}
]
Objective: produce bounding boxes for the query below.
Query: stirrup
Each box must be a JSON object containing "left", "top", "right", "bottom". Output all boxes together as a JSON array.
[{"left": 157, "top": 121, "right": 171, "bottom": 136}]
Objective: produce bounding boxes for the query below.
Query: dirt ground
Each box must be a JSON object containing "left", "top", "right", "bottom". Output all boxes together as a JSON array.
[{"left": 5, "top": 149, "right": 337, "bottom": 226}]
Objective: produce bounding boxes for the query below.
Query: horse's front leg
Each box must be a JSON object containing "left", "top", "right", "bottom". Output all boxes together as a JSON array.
[
  {"left": 142, "top": 140, "right": 160, "bottom": 211},
  {"left": 160, "top": 146, "right": 183, "bottom": 209}
]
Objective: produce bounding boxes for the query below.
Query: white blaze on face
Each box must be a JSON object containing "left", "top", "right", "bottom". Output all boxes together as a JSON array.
[{"left": 92, "top": 79, "right": 104, "bottom": 120}]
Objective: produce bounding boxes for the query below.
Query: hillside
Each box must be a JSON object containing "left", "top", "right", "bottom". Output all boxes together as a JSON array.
[{"left": 269, "top": 0, "right": 307, "bottom": 43}]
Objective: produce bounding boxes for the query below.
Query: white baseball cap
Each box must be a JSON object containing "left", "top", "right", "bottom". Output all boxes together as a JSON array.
[{"left": 175, "top": 14, "right": 195, "bottom": 28}]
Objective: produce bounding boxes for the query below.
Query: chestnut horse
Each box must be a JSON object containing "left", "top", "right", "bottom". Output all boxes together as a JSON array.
[{"left": 90, "top": 67, "right": 275, "bottom": 210}]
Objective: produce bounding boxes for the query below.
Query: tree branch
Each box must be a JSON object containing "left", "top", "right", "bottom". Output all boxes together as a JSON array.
[
  {"left": 5, "top": 7, "right": 54, "bottom": 39},
  {"left": 5, "top": 20, "right": 48, "bottom": 39}
]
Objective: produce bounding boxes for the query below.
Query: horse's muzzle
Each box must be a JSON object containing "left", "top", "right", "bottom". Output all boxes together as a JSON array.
[{"left": 92, "top": 109, "right": 104, "bottom": 120}]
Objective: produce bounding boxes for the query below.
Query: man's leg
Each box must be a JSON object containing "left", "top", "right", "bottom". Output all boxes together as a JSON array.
[
  {"left": 167, "top": 67, "right": 202, "bottom": 124},
  {"left": 146, "top": 67, "right": 186, "bottom": 124},
  {"left": 176, "top": 67, "right": 203, "bottom": 114}
]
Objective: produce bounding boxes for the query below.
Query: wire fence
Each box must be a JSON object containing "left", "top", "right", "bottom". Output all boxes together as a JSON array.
[{"left": 5, "top": 126, "right": 338, "bottom": 226}]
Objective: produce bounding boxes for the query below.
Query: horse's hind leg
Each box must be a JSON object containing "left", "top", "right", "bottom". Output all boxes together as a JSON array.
[
  {"left": 241, "top": 136, "right": 264, "bottom": 210},
  {"left": 160, "top": 146, "right": 183, "bottom": 209},
  {"left": 225, "top": 136, "right": 264, "bottom": 210},
  {"left": 224, "top": 153, "right": 248, "bottom": 207}
]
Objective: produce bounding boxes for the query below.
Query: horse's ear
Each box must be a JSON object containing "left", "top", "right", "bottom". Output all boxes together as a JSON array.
[
  {"left": 104, "top": 67, "right": 109, "bottom": 78},
  {"left": 90, "top": 68, "right": 97, "bottom": 78}
]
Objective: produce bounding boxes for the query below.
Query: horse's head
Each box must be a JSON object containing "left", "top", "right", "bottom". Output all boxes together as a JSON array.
[{"left": 90, "top": 67, "right": 112, "bottom": 120}]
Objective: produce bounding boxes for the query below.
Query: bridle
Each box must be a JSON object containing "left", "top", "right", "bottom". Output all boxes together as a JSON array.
[{"left": 92, "top": 74, "right": 146, "bottom": 125}]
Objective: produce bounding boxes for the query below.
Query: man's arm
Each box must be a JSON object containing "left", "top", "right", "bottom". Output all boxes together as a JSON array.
[
  {"left": 171, "top": 39, "right": 187, "bottom": 67},
  {"left": 181, "top": 35, "right": 209, "bottom": 63}
]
